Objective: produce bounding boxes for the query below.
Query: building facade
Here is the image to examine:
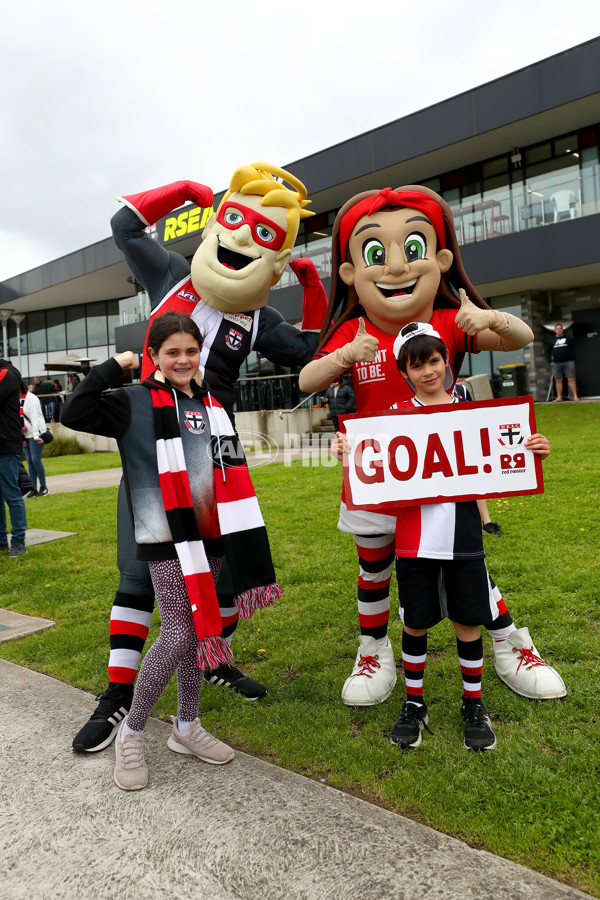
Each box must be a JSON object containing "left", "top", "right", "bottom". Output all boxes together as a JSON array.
[{"left": 2, "top": 38, "right": 600, "bottom": 403}]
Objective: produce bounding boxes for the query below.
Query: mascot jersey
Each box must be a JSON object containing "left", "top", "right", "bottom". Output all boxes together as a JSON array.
[
  {"left": 112, "top": 206, "right": 320, "bottom": 417},
  {"left": 313, "top": 307, "right": 478, "bottom": 413}
]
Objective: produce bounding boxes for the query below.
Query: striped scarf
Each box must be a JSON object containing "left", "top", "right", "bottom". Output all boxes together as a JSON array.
[{"left": 144, "top": 375, "right": 282, "bottom": 669}]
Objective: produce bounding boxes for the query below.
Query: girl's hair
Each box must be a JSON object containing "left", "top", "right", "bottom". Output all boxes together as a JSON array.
[
  {"left": 317, "top": 184, "right": 490, "bottom": 352},
  {"left": 146, "top": 312, "right": 204, "bottom": 358},
  {"left": 396, "top": 331, "right": 448, "bottom": 375},
  {"left": 19, "top": 379, "right": 28, "bottom": 394}
]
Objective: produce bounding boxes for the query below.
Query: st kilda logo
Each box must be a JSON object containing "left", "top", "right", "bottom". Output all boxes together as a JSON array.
[
  {"left": 184, "top": 410, "right": 206, "bottom": 434},
  {"left": 498, "top": 422, "right": 526, "bottom": 472},
  {"left": 225, "top": 327, "right": 243, "bottom": 350}
]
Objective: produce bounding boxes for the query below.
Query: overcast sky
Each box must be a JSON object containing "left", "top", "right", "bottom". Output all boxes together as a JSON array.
[{"left": 1, "top": 1, "right": 599, "bottom": 283}]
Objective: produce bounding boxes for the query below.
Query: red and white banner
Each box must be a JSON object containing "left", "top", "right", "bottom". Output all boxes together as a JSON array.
[{"left": 341, "top": 397, "right": 543, "bottom": 511}]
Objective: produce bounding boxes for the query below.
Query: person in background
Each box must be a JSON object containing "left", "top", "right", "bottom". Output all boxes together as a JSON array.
[
  {"left": 20, "top": 380, "right": 49, "bottom": 498},
  {"left": 545, "top": 323, "right": 579, "bottom": 402},
  {"left": 324, "top": 375, "right": 356, "bottom": 431},
  {"left": 0, "top": 357, "right": 27, "bottom": 556}
]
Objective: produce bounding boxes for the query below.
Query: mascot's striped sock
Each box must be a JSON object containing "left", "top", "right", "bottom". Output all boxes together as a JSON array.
[
  {"left": 108, "top": 591, "right": 154, "bottom": 685},
  {"left": 483, "top": 573, "right": 515, "bottom": 641},
  {"left": 457, "top": 636, "right": 484, "bottom": 700},
  {"left": 402, "top": 630, "right": 428, "bottom": 706},
  {"left": 355, "top": 534, "right": 395, "bottom": 640}
]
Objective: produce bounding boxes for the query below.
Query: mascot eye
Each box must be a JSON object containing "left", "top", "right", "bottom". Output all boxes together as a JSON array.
[
  {"left": 362, "top": 239, "right": 386, "bottom": 267},
  {"left": 224, "top": 210, "right": 244, "bottom": 226},
  {"left": 256, "top": 225, "right": 275, "bottom": 242},
  {"left": 404, "top": 233, "right": 427, "bottom": 262}
]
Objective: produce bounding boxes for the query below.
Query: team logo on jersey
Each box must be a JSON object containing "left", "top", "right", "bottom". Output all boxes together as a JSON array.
[
  {"left": 184, "top": 410, "right": 206, "bottom": 434},
  {"left": 225, "top": 328, "right": 243, "bottom": 350},
  {"left": 176, "top": 288, "right": 198, "bottom": 303},
  {"left": 498, "top": 423, "right": 524, "bottom": 447},
  {"left": 224, "top": 312, "right": 252, "bottom": 332}
]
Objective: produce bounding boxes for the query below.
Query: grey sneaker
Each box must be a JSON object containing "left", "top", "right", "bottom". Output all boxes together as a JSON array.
[
  {"left": 114, "top": 723, "right": 148, "bottom": 791},
  {"left": 167, "top": 716, "right": 234, "bottom": 765},
  {"left": 9, "top": 541, "right": 26, "bottom": 558}
]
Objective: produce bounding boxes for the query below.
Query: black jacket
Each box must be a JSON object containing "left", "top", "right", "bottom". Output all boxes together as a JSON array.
[
  {"left": 546, "top": 333, "right": 575, "bottom": 363},
  {"left": 0, "top": 359, "right": 23, "bottom": 454}
]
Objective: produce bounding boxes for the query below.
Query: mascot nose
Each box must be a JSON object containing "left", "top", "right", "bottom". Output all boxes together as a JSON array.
[
  {"left": 385, "top": 243, "right": 410, "bottom": 275},
  {"left": 234, "top": 224, "right": 254, "bottom": 246}
]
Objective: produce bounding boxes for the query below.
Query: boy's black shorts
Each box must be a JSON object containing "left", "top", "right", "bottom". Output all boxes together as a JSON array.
[{"left": 395, "top": 556, "right": 497, "bottom": 629}]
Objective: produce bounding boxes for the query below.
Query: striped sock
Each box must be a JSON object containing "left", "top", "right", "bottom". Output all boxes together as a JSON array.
[
  {"left": 402, "top": 630, "right": 427, "bottom": 706},
  {"left": 457, "top": 636, "right": 484, "bottom": 700}
]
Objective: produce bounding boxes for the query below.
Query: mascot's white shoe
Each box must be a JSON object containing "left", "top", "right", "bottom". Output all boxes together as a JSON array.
[
  {"left": 493, "top": 627, "right": 566, "bottom": 700},
  {"left": 342, "top": 635, "right": 397, "bottom": 707}
]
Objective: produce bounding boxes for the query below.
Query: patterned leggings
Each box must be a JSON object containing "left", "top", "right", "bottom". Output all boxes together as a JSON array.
[{"left": 126, "top": 556, "right": 222, "bottom": 732}]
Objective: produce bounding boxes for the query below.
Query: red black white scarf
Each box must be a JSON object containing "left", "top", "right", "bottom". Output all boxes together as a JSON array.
[{"left": 144, "top": 375, "right": 282, "bottom": 669}]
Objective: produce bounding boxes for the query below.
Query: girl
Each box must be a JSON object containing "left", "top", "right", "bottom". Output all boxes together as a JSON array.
[
  {"left": 20, "top": 380, "right": 49, "bottom": 498},
  {"left": 62, "top": 312, "right": 281, "bottom": 790}
]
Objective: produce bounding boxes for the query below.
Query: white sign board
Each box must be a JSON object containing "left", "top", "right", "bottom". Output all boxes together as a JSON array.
[{"left": 341, "top": 397, "right": 543, "bottom": 511}]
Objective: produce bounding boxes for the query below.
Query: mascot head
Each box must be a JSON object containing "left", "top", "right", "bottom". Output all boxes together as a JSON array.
[
  {"left": 318, "top": 185, "right": 489, "bottom": 345},
  {"left": 191, "top": 162, "right": 313, "bottom": 313}
]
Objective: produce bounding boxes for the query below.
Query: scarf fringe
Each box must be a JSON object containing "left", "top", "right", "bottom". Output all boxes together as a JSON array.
[
  {"left": 234, "top": 583, "right": 283, "bottom": 621},
  {"left": 197, "top": 634, "right": 234, "bottom": 670}
]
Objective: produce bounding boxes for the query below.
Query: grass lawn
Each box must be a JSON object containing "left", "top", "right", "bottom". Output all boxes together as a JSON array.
[
  {"left": 1, "top": 403, "right": 599, "bottom": 895},
  {"left": 41, "top": 451, "right": 121, "bottom": 476}
]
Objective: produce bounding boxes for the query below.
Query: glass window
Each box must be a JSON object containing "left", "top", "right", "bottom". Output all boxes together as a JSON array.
[
  {"left": 26, "top": 311, "right": 46, "bottom": 353},
  {"left": 525, "top": 142, "right": 551, "bottom": 166},
  {"left": 482, "top": 156, "right": 508, "bottom": 178},
  {"left": 46, "top": 308, "right": 66, "bottom": 352},
  {"left": 107, "top": 300, "right": 120, "bottom": 343},
  {"left": 66, "top": 305, "right": 87, "bottom": 349},
  {"left": 86, "top": 302, "right": 108, "bottom": 346}
]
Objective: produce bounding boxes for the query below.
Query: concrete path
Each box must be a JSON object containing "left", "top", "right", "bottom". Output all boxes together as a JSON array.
[{"left": 0, "top": 658, "right": 590, "bottom": 900}]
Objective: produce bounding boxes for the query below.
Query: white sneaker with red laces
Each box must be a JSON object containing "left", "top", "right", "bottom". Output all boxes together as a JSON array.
[
  {"left": 493, "top": 627, "right": 566, "bottom": 700},
  {"left": 341, "top": 635, "right": 397, "bottom": 707}
]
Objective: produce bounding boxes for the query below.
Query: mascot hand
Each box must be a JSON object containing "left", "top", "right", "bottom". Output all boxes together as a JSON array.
[
  {"left": 120, "top": 181, "right": 214, "bottom": 227},
  {"left": 291, "top": 258, "right": 328, "bottom": 331},
  {"left": 338, "top": 317, "right": 379, "bottom": 367},
  {"left": 455, "top": 289, "right": 494, "bottom": 335}
]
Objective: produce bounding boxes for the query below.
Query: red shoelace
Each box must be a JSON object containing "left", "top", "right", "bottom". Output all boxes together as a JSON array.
[
  {"left": 514, "top": 646, "right": 547, "bottom": 672},
  {"left": 352, "top": 654, "right": 381, "bottom": 678}
]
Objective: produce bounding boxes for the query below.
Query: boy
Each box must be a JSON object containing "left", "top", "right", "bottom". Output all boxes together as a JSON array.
[{"left": 332, "top": 321, "right": 550, "bottom": 750}]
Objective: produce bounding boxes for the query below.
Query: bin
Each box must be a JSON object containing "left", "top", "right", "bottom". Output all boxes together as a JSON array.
[{"left": 498, "top": 363, "right": 529, "bottom": 398}]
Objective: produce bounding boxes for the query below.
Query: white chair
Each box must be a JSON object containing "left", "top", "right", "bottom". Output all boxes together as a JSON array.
[{"left": 551, "top": 191, "right": 578, "bottom": 223}]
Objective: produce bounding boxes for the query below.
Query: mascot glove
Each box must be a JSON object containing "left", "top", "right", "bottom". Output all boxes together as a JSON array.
[
  {"left": 290, "top": 258, "right": 328, "bottom": 331},
  {"left": 456, "top": 289, "right": 533, "bottom": 348},
  {"left": 336, "top": 317, "right": 379, "bottom": 368},
  {"left": 120, "top": 180, "right": 214, "bottom": 227},
  {"left": 455, "top": 289, "right": 495, "bottom": 335}
]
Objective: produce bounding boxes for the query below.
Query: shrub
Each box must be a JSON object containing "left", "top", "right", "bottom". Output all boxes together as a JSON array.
[{"left": 42, "top": 436, "right": 89, "bottom": 457}]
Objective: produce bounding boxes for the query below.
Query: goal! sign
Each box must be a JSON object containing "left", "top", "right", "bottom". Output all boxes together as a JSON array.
[{"left": 341, "top": 397, "right": 543, "bottom": 511}]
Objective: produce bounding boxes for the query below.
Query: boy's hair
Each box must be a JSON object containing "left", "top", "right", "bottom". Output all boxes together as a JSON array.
[
  {"left": 396, "top": 331, "right": 448, "bottom": 376},
  {"left": 146, "top": 312, "right": 204, "bottom": 358}
]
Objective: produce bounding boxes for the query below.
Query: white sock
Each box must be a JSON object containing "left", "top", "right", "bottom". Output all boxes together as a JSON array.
[
  {"left": 177, "top": 718, "right": 193, "bottom": 735},
  {"left": 121, "top": 720, "right": 143, "bottom": 738},
  {"left": 375, "top": 635, "right": 390, "bottom": 649}
]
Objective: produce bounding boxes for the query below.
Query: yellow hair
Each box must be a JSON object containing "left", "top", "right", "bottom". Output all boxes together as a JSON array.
[{"left": 218, "top": 162, "right": 313, "bottom": 252}]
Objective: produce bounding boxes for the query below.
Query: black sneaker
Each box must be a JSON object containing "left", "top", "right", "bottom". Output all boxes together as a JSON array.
[
  {"left": 25, "top": 489, "right": 38, "bottom": 499},
  {"left": 38, "top": 486, "right": 49, "bottom": 497},
  {"left": 390, "top": 701, "right": 429, "bottom": 748},
  {"left": 204, "top": 664, "right": 267, "bottom": 700},
  {"left": 72, "top": 684, "right": 133, "bottom": 752},
  {"left": 482, "top": 522, "right": 502, "bottom": 536},
  {"left": 9, "top": 541, "right": 27, "bottom": 557},
  {"left": 461, "top": 698, "right": 497, "bottom": 751}
]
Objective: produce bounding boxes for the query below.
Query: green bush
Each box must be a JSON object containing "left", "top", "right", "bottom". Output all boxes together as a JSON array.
[{"left": 42, "top": 435, "right": 89, "bottom": 457}]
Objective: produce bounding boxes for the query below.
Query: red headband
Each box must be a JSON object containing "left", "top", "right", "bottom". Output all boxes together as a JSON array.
[{"left": 338, "top": 188, "right": 447, "bottom": 262}]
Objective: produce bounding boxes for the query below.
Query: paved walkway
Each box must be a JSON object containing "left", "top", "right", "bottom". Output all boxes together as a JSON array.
[
  {"left": 1, "top": 466, "right": 592, "bottom": 899},
  {"left": 0, "top": 659, "right": 590, "bottom": 900}
]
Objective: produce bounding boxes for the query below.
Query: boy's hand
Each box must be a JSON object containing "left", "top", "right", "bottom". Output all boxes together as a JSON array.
[
  {"left": 525, "top": 432, "right": 550, "bottom": 459},
  {"left": 331, "top": 431, "right": 351, "bottom": 461}
]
